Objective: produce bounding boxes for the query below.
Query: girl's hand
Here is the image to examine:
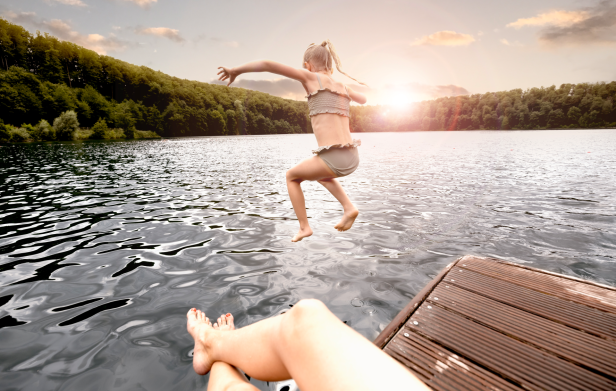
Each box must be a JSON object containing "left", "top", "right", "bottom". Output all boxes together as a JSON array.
[{"left": 217, "top": 67, "right": 238, "bottom": 86}]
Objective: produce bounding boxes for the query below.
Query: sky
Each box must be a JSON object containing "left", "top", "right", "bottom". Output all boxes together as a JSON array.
[{"left": 2, "top": 0, "right": 615, "bottom": 106}]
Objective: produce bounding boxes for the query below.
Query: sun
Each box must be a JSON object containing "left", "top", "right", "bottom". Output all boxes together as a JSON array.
[{"left": 387, "top": 89, "right": 415, "bottom": 110}]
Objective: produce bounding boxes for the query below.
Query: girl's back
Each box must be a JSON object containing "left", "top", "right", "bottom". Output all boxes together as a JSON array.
[{"left": 305, "top": 73, "right": 354, "bottom": 147}]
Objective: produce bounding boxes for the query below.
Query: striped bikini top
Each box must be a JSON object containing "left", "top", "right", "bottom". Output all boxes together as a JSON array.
[{"left": 306, "top": 74, "right": 351, "bottom": 118}]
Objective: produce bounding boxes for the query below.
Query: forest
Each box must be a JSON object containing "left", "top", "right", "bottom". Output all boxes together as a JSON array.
[
  {"left": 0, "top": 18, "right": 308, "bottom": 141},
  {"left": 1, "top": 17, "right": 615, "bottom": 143},
  {"left": 350, "top": 81, "right": 616, "bottom": 133}
]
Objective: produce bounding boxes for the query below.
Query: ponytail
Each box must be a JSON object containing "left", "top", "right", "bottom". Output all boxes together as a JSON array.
[{"left": 303, "top": 40, "right": 367, "bottom": 86}]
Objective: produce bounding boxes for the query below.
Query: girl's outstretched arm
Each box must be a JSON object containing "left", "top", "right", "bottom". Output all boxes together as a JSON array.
[
  {"left": 346, "top": 86, "right": 367, "bottom": 105},
  {"left": 218, "top": 60, "right": 311, "bottom": 86}
]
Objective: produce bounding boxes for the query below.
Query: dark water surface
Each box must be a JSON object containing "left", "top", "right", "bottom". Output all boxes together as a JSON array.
[{"left": 1, "top": 130, "right": 615, "bottom": 390}]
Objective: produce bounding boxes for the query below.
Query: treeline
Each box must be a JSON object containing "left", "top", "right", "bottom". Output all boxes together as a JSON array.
[
  {"left": 0, "top": 18, "right": 309, "bottom": 138},
  {"left": 2, "top": 18, "right": 615, "bottom": 140},
  {"left": 350, "top": 82, "right": 616, "bottom": 132}
]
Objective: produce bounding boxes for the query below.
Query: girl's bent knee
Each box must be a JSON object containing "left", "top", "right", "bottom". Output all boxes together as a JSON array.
[{"left": 286, "top": 170, "right": 298, "bottom": 182}]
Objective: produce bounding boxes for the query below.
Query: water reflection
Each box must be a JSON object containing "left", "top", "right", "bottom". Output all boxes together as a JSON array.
[{"left": 0, "top": 130, "right": 615, "bottom": 390}]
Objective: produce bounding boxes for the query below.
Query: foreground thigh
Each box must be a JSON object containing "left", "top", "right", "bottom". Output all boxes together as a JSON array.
[
  {"left": 276, "top": 300, "right": 428, "bottom": 391},
  {"left": 287, "top": 156, "right": 336, "bottom": 182}
]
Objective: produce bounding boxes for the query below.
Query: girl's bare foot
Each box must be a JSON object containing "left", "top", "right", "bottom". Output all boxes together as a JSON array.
[
  {"left": 186, "top": 308, "right": 216, "bottom": 375},
  {"left": 214, "top": 313, "right": 235, "bottom": 331},
  {"left": 292, "top": 226, "right": 313, "bottom": 242},
  {"left": 334, "top": 208, "right": 359, "bottom": 231}
]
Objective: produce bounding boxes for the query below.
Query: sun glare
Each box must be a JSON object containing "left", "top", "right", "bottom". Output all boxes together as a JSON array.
[{"left": 387, "top": 89, "right": 415, "bottom": 110}]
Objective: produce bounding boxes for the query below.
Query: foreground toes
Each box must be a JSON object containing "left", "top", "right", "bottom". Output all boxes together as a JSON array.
[{"left": 226, "top": 313, "right": 235, "bottom": 330}]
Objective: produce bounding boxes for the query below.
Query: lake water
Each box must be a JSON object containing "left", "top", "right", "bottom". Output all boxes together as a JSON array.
[{"left": 1, "top": 130, "right": 615, "bottom": 390}]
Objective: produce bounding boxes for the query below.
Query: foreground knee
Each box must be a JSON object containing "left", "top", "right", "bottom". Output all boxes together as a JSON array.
[
  {"left": 293, "top": 299, "right": 328, "bottom": 316},
  {"left": 280, "top": 299, "right": 328, "bottom": 341}
]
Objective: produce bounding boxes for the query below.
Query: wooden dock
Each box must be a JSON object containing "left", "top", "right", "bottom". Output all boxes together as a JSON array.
[{"left": 375, "top": 255, "right": 616, "bottom": 391}]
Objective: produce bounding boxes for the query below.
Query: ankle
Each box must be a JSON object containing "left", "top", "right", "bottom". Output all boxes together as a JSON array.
[
  {"left": 199, "top": 328, "right": 217, "bottom": 357},
  {"left": 343, "top": 205, "right": 358, "bottom": 213}
]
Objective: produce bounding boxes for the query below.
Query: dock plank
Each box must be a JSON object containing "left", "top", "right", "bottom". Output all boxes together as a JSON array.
[
  {"left": 444, "top": 266, "right": 616, "bottom": 340},
  {"left": 428, "top": 283, "right": 616, "bottom": 377},
  {"left": 377, "top": 255, "right": 616, "bottom": 391},
  {"left": 409, "top": 304, "right": 616, "bottom": 391},
  {"left": 386, "top": 331, "right": 521, "bottom": 391},
  {"left": 459, "top": 257, "right": 616, "bottom": 314}
]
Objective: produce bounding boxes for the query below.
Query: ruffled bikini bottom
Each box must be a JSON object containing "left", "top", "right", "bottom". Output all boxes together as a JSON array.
[{"left": 313, "top": 139, "right": 361, "bottom": 177}]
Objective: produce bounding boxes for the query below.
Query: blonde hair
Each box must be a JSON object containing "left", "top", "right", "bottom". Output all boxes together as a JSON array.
[{"left": 303, "top": 40, "right": 367, "bottom": 86}]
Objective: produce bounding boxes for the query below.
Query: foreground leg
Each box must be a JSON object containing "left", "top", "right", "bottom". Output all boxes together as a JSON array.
[
  {"left": 317, "top": 177, "right": 359, "bottom": 231},
  {"left": 187, "top": 308, "right": 214, "bottom": 375},
  {"left": 187, "top": 300, "right": 429, "bottom": 391},
  {"left": 286, "top": 156, "right": 338, "bottom": 242},
  {"left": 207, "top": 362, "right": 258, "bottom": 391},
  {"left": 193, "top": 312, "right": 257, "bottom": 390}
]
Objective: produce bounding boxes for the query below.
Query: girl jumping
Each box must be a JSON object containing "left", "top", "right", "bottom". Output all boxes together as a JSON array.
[{"left": 217, "top": 40, "right": 367, "bottom": 242}]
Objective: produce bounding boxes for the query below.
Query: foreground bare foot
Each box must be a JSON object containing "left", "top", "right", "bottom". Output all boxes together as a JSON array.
[
  {"left": 334, "top": 208, "right": 359, "bottom": 231},
  {"left": 292, "top": 226, "right": 313, "bottom": 242},
  {"left": 187, "top": 308, "right": 215, "bottom": 375},
  {"left": 214, "top": 313, "right": 235, "bottom": 331}
]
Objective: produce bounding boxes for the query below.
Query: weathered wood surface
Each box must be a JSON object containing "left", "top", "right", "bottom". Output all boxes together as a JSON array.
[{"left": 376, "top": 255, "right": 616, "bottom": 391}]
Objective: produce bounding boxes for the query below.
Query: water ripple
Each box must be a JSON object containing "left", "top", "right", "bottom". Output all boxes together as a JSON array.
[{"left": 0, "top": 130, "right": 615, "bottom": 390}]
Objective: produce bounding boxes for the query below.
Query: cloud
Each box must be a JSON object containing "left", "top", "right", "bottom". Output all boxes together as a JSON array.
[
  {"left": 411, "top": 30, "right": 475, "bottom": 46},
  {"left": 4, "top": 11, "right": 129, "bottom": 54},
  {"left": 136, "top": 27, "right": 184, "bottom": 42},
  {"left": 44, "top": 0, "right": 87, "bottom": 7},
  {"left": 122, "top": 0, "right": 157, "bottom": 8},
  {"left": 507, "top": 1, "right": 616, "bottom": 46},
  {"left": 500, "top": 38, "right": 524, "bottom": 47},
  {"left": 507, "top": 10, "right": 589, "bottom": 29},
  {"left": 211, "top": 78, "right": 306, "bottom": 100}
]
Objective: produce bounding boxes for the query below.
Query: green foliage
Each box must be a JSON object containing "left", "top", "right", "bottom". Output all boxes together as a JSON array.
[
  {"left": 0, "top": 18, "right": 310, "bottom": 139},
  {"left": 351, "top": 82, "right": 616, "bottom": 131},
  {"left": 91, "top": 117, "right": 108, "bottom": 139},
  {"left": 37, "top": 119, "right": 55, "bottom": 140},
  {"left": 134, "top": 130, "right": 160, "bottom": 139},
  {"left": 21, "top": 123, "right": 37, "bottom": 139},
  {"left": 124, "top": 125, "right": 135, "bottom": 139},
  {"left": 0, "top": 120, "right": 12, "bottom": 142},
  {"left": 53, "top": 110, "right": 79, "bottom": 140},
  {"left": 1, "top": 17, "right": 615, "bottom": 139},
  {"left": 10, "top": 127, "right": 32, "bottom": 142}
]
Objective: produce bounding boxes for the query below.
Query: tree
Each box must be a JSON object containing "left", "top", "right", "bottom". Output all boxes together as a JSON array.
[
  {"left": 36, "top": 119, "right": 55, "bottom": 140},
  {"left": 2, "top": 16, "right": 616, "bottom": 139},
  {"left": 547, "top": 109, "right": 564, "bottom": 128},
  {"left": 91, "top": 117, "right": 108, "bottom": 139},
  {"left": 0, "top": 119, "right": 11, "bottom": 142},
  {"left": 567, "top": 107, "right": 581, "bottom": 123},
  {"left": 54, "top": 110, "right": 79, "bottom": 140},
  {"left": 225, "top": 109, "right": 238, "bottom": 135},
  {"left": 113, "top": 103, "right": 135, "bottom": 132},
  {"left": 207, "top": 109, "right": 227, "bottom": 135}
]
